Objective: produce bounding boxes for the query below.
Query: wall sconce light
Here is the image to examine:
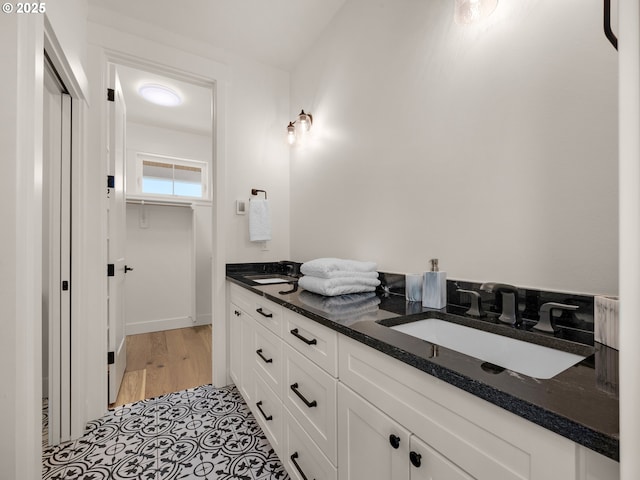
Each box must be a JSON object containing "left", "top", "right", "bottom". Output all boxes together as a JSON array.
[
  {"left": 286, "top": 109, "right": 313, "bottom": 145},
  {"left": 454, "top": 0, "right": 498, "bottom": 25}
]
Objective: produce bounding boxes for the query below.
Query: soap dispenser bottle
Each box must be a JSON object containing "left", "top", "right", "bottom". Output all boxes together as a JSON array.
[{"left": 422, "top": 258, "right": 447, "bottom": 309}]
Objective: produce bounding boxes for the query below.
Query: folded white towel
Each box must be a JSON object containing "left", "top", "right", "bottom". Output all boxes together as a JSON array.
[
  {"left": 299, "top": 291, "right": 380, "bottom": 324},
  {"left": 312, "top": 270, "right": 379, "bottom": 280},
  {"left": 299, "top": 275, "right": 380, "bottom": 297},
  {"left": 249, "top": 199, "right": 271, "bottom": 242},
  {"left": 300, "top": 258, "right": 377, "bottom": 278}
]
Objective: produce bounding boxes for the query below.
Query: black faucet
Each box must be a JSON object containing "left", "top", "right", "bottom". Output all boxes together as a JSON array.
[{"left": 479, "top": 282, "right": 521, "bottom": 326}]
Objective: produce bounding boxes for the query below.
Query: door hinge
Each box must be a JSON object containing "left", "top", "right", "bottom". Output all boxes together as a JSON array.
[
  {"left": 107, "top": 88, "right": 115, "bottom": 102},
  {"left": 107, "top": 175, "right": 115, "bottom": 189},
  {"left": 62, "top": 280, "right": 69, "bottom": 291},
  {"left": 107, "top": 264, "right": 115, "bottom": 277},
  {"left": 107, "top": 351, "right": 115, "bottom": 365}
]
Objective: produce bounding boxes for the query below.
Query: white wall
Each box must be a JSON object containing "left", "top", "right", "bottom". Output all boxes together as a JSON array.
[
  {"left": 289, "top": 0, "right": 618, "bottom": 295},
  {"left": 87, "top": 9, "right": 292, "bottom": 264},
  {"left": 125, "top": 122, "right": 213, "bottom": 332},
  {"left": 125, "top": 204, "right": 196, "bottom": 333},
  {"left": 44, "top": 0, "right": 89, "bottom": 95},
  {"left": 618, "top": 0, "right": 640, "bottom": 478},
  {"left": 0, "top": 13, "right": 44, "bottom": 480}
]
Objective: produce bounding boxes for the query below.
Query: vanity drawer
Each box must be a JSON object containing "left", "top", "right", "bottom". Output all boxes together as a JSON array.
[
  {"left": 284, "top": 309, "right": 338, "bottom": 376},
  {"left": 253, "top": 296, "right": 283, "bottom": 337},
  {"left": 253, "top": 321, "right": 283, "bottom": 398},
  {"left": 252, "top": 372, "right": 283, "bottom": 458},
  {"left": 284, "top": 408, "right": 337, "bottom": 480},
  {"left": 284, "top": 344, "right": 337, "bottom": 465}
]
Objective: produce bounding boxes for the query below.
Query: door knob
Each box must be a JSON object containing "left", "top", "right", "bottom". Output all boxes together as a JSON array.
[
  {"left": 389, "top": 434, "right": 400, "bottom": 449},
  {"left": 410, "top": 451, "right": 422, "bottom": 468},
  {"left": 124, "top": 265, "right": 134, "bottom": 273}
]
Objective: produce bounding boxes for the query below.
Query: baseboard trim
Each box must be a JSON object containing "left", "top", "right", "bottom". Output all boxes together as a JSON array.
[{"left": 126, "top": 315, "right": 210, "bottom": 336}]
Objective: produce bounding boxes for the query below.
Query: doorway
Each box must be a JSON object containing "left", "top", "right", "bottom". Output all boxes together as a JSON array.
[{"left": 106, "top": 61, "right": 214, "bottom": 406}]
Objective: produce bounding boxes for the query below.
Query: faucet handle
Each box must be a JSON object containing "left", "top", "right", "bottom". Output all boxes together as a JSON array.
[
  {"left": 533, "top": 302, "right": 579, "bottom": 333},
  {"left": 457, "top": 289, "right": 485, "bottom": 317}
]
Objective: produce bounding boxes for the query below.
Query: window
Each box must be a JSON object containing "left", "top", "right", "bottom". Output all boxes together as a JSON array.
[{"left": 135, "top": 153, "right": 208, "bottom": 200}]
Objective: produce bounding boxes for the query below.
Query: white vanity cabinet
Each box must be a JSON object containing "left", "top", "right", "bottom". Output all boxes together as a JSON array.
[
  {"left": 338, "top": 334, "right": 619, "bottom": 480},
  {"left": 228, "top": 281, "right": 619, "bottom": 480},
  {"left": 229, "top": 283, "right": 338, "bottom": 473}
]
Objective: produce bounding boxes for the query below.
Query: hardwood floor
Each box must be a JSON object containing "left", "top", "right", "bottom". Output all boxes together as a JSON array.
[{"left": 110, "top": 325, "right": 212, "bottom": 408}]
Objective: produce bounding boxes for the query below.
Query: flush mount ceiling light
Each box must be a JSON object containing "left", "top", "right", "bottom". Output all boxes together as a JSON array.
[
  {"left": 454, "top": 0, "right": 498, "bottom": 25},
  {"left": 138, "top": 83, "right": 182, "bottom": 107},
  {"left": 286, "top": 109, "right": 313, "bottom": 145}
]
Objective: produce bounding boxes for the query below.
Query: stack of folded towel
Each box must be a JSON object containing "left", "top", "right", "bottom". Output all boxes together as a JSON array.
[{"left": 298, "top": 258, "right": 380, "bottom": 297}]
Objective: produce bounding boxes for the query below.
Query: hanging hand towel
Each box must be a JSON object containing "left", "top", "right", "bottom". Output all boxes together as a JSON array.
[{"left": 249, "top": 199, "right": 272, "bottom": 241}]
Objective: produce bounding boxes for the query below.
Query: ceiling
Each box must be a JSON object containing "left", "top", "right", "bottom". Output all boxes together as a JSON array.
[
  {"left": 115, "top": 64, "right": 213, "bottom": 136},
  {"left": 88, "top": 0, "right": 348, "bottom": 71}
]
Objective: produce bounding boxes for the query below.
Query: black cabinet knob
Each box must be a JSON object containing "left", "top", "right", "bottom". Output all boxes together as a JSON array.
[
  {"left": 389, "top": 434, "right": 400, "bottom": 449},
  {"left": 410, "top": 451, "right": 422, "bottom": 468}
]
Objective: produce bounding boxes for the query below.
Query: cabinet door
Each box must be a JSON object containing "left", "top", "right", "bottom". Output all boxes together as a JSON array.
[
  {"left": 410, "top": 435, "right": 476, "bottom": 480},
  {"left": 229, "top": 303, "right": 253, "bottom": 403},
  {"left": 338, "top": 383, "right": 410, "bottom": 480},
  {"left": 240, "top": 311, "right": 254, "bottom": 403},
  {"left": 229, "top": 302, "right": 244, "bottom": 387}
]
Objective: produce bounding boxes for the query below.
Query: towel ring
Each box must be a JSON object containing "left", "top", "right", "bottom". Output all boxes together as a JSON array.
[{"left": 251, "top": 188, "right": 267, "bottom": 199}]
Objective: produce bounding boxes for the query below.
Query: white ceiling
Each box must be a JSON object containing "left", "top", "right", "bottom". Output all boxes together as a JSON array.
[
  {"left": 115, "top": 63, "right": 213, "bottom": 136},
  {"left": 88, "top": 0, "right": 348, "bottom": 71}
]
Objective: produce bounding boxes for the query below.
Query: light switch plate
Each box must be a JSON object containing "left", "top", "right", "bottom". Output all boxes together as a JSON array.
[{"left": 236, "top": 200, "right": 246, "bottom": 215}]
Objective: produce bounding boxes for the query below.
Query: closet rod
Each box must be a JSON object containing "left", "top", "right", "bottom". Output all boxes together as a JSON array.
[{"left": 126, "top": 199, "right": 194, "bottom": 208}]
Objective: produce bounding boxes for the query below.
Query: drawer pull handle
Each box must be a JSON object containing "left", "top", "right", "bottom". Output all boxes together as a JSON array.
[
  {"left": 256, "top": 349, "right": 273, "bottom": 364},
  {"left": 256, "top": 401, "right": 273, "bottom": 421},
  {"left": 256, "top": 307, "right": 273, "bottom": 318},
  {"left": 234, "top": 310, "right": 241, "bottom": 316},
  {"left": 290, "top": 452, "right": 315, "bottom": 480},
  {"left": 290, "top": 328, "right": 317, "bottom": 345},
  {"left": 389, "top": 434, "right": 400, "bottom": 449},
  {"left": 290, "top": 383, "right": 317, "bottom": 408},
  {"left": 410, "top": 451, "right": 422, "bottom": 468}
]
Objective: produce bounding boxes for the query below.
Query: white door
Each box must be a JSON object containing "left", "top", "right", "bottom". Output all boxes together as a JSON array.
[
  {"left": 338, "top": 383, "right": 410, "bottom": 480},
  {"left": 107, "top": 65, "right": 128, "bottom": 404},
  {"left": 43, "top": 57, "right": 72, "bottom": 445}
]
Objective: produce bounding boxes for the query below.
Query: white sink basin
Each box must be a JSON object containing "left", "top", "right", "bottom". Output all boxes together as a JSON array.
[
  {"left": 252, "top": 278, "right": 290, "bottom": 284},
  {"left": 245, "top": 275, "right": 297, "bottom": 284},
  {"left": 391, "top": 319, "right": 588, "bottom": 379}
]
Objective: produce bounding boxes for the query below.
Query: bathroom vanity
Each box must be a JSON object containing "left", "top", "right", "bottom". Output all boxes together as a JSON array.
[{"left": 226, "top": 263, "right": 619, "bottom": 480}]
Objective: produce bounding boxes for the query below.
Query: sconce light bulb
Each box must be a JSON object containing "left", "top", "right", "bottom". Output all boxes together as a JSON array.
[
  {"left": 454, "top": 0, "right": 498, "bottom": 25},
  {"left": 298, "top": 110, "right": 312, "bottom": 133},
  {"left": 287, "top": 122, "right": 296, "bottom": 145}
]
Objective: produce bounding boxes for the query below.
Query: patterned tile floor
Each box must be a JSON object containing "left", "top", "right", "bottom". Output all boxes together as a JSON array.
[{"left": 42, "top": 384, "right": 289, "bottom": 480}]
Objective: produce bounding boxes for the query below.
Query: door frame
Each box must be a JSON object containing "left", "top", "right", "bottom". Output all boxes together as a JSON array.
[
  {"left": 86, "top": 29, "right": 229, "bottom": 417},
  {"left": 43, "top": 18, "right": 90, "bottom": 441}
]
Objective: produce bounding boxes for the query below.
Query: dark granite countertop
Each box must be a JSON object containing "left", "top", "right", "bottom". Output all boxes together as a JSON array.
[{"left": 226, "top": 265, "right": 619, "bottom": 461}]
